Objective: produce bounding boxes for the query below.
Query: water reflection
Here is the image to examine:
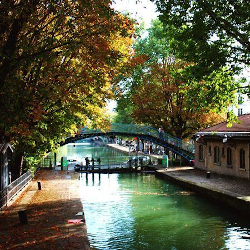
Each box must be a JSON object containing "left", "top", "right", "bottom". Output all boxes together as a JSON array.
[
  {"left": 56, "top": 143, "right": 130, "bottom": 166},
  {"left": 80, "top": 173, "right": 135, "bottom": 250},
  {"left": 80, "top": 173, "right": 250, "bottom": 250},
  {"left": 56, "top": 144, "right": 250, "bottom": 250}
]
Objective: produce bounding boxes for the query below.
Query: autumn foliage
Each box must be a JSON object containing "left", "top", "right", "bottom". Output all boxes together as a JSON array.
[
  {"left": 131, "top": 60, "right": 227, "bottom": 138},
  {"left": 0, "top": 0, "right": 135, "bottom": 170},
  {"left": 115, "top": 19, "right": 236, "bottom": 139}
]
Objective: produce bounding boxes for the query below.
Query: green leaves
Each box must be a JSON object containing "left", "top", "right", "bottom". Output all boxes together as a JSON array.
[
  {"left": 153, "top": 0, "right": 250, "bottom": 75},
  {"left": 187, "top": 67, "right": 238, "bottom": 113},
  {"left": 115, "top": 18, "right": 239, "bottom": 138},
  {"left": 0, "top": 0, "right": 136, "bottom": 169}
]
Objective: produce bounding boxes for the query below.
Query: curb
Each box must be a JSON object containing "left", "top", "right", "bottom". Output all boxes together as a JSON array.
[{"left": 155, "top": 170, "right": 250, "bottom": 217}]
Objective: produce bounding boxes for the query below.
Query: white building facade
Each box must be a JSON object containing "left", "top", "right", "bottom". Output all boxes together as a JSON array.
[{"left": 228, "top": 93, "right": 250, "bottom": 116}]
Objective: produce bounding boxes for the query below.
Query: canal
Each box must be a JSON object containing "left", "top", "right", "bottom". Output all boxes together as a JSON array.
[{"left": 56, "top": 143, "right": 250, "bottom": 250}]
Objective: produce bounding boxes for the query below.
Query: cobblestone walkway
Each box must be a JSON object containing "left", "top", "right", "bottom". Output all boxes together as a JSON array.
[{"left": 0, "top": 170, "right": 90, "bottom": 250}]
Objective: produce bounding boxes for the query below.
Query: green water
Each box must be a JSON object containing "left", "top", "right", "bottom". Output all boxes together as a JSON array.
[
  {"left": 55, "top": 142, "right": 130, "bottom": 165},
  {"left": 58, "top": 143, "right": 250, "bottom": 250}
]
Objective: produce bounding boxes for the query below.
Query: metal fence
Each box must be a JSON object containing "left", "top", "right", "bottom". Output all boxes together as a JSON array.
[
  {"left": 80, "top": 123, "right": 195, "bottom": 154},
  {"left": 73, "top": 155, "right": 155, "bottom": 171},
  {"left": 0, "top": 171, "right": 32, "bottom": 209}
]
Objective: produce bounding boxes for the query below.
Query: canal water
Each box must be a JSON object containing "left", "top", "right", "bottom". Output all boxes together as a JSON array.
[
  {"left": 55, "top": 141, "right": 131, "bottom": 166},
  {"left": 57, "top": 143, "right": 250, "bottom": 250}
]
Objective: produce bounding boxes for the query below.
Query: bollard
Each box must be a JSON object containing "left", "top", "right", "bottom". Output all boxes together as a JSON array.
[
  {"left": 206, "top": 171, "right": 211, "bottom": 178},
  {"left": 18, "top": 210, "right": 28, "bottom": 224},
  {"left": 37, "top": 181, "right": 42, "bottom": 190}
]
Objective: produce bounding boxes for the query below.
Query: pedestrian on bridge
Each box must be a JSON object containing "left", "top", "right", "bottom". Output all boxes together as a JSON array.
[
  {"left": 159, "top": 127, "right": 164, "bottom": 140},
  {"left": 91, "top": 157, "right": 95, "bottom": 170},
  {"left": 80, "top": 161, "right": 84, "bottom": 171},
  {"left": 97, "top": 157, "right": 101, "bottom": 169},
  {"left": 85, "top": 157, "right": 90, "bottom": 170}
]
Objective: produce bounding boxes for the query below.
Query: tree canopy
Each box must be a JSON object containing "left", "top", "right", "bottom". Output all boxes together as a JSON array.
[
  {"left": 153, "top": 0, "right": 250, "bottom": 76},
  {"left": 115, "top": 19, "right": 238, "bottom": 138},
  {"left": 0, "top": 0, "right": 135, "bottom": 171},
  {"left": 131, "top": 60, "right": 234, "bottom": 138}
]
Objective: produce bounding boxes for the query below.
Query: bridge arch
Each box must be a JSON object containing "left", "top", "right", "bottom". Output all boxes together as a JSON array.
[{"left": 62, "top": 123, "right": 194, "bottom": 162}]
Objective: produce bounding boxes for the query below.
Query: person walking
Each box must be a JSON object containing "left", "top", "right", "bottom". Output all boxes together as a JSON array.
[
  {"left": 91, "top": 157, "right": 95, "bottom": 170},
  {"left": 85, "top": 157, "right": 90, "bottom": 170},
  {"left": 80, "top": 161, "right": 84, "bottom": 171},
  {"left": 159, "top": 127, "right": 164, "bottom": 140},
  {"left": 97, "top": 157, "right": 101, "bottom": 169}
]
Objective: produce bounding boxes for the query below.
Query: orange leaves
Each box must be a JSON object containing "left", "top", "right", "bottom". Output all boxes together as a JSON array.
[
  {"left": 0, "top": 0, "right": 138, "bottom": 162},
  {"left": 10, "top": 123, "right": 32, "bottom": 137},
  {"left": 127, "top": 55, "right": 148, "bottom": 68},
  {"left": 50, "top": 225, "right": 64, "bottom": 232},
  {"left": 130, "top": 59, "right": 226, "bottom": 138},
  {"left": 29, "top": 102, "right": 46, "bottom": 123}
]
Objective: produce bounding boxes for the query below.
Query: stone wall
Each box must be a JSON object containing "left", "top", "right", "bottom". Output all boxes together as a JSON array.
[{"left": 195, "top": 140, "right": 250, "bottom": 179}]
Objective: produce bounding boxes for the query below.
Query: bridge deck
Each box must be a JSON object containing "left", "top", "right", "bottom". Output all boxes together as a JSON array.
[{"left": 63, "top": 123, "right": 195, "bottom": 162}]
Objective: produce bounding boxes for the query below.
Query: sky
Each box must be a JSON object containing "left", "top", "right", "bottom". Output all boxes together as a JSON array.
[{"left": 112, "top": 0, "right": 158, "bottom": 28}]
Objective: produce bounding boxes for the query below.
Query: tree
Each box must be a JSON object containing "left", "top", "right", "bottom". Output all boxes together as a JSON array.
[
  {"left": 0, "top": 0, "right": 135, "bottom": 174},
  {"left": 113, "top": 95, "right": 133, "bottom": 124},
  {"left": 131, "top": 61, "right": 232, "bottom": 138},
  {"left": 153, "top": 0, "right": 250, "bottom": 76},
  {"left": 114, "top": 20, "right": 168, "bottom": 123},
  {"left": 116, "top": 19, "right": 238, "bottom": 138}
]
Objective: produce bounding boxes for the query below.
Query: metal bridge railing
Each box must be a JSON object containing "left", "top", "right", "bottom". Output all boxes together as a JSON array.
[{"left": 80, "top": 123, "right": 194, "bottom": 154}]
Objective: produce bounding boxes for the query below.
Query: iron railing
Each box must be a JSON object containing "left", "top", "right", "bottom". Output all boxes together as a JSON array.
[
  {"left": 0, "top": 171, "right": 32, "bottom": 209},
  {"left": 80, "top": 123, "right": 194, "bottom": 154},
  {"left": 74, "top": 155, "right": 154, "bottom": 170}
]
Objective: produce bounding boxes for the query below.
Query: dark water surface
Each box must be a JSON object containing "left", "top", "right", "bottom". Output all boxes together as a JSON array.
[{"left": 58, "top": 144, "right": 250, "bottom": 250}]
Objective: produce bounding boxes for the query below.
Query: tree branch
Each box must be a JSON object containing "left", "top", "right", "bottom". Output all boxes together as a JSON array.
[{"left": 201, "top": 0, "right": 250, "bottom": 52}]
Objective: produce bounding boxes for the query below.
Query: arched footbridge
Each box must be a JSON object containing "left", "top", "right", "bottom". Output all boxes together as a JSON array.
[{"left": 62, "top": 123, "right": 194, "bottom": 162}]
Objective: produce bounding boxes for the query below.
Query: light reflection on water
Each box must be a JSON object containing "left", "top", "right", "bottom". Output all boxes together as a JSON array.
[
  {"left": 79, "top": 173, "right": 250, "bottom": 250},
  {"left": 56, "top": 143, "right": 130, "bottom": 165},
  {"left": 56, "top": 144, "right": 250, "bottom": 250},
  {"left": 80, "top": 173, "right": 135, "bottom": 250}
]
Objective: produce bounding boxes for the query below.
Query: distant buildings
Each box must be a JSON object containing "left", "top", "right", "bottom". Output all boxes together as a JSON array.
[
  {"left": 194, "top": 114, "right": 250, "bottom": 180},
  {"left": 228, "top": 92, "right": 250, "bottom": 116}
]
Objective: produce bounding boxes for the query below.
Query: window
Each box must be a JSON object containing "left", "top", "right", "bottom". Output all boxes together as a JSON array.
[
  {"left": 240, "top": 149, "right": 245, "bottom": 169},
  {"left": 238, "top": 95, "right": 243, "bottom": 104},
  {"left": 227, "top": 147, "right": 232, "bottom": 166},
  {"left": 214, "top": 146, "right": 220, "bottom": 164},
  {"left": 199, "top": 145, "right": 204, "bottom": 161},
  {"left": 238, "top": 108, "right": 243, "bottom": 116}
]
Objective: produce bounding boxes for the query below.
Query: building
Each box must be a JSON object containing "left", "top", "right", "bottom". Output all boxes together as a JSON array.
[
  {"left": 229, "top": 68, "right": 250, "bottom": 116},
  {"left": 228, "top": 93, "right": 250, "bottom": 116},
  {"left": 0, "top": 143, "right": 13, "bottom": 191},
  {"left": 194, "top": 114, "right": 250, "bottom": 180}
]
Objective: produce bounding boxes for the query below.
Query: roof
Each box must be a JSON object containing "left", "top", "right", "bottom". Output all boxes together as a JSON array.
[{"left": 200, "top": 114, "right": 250, "bottom": 133}]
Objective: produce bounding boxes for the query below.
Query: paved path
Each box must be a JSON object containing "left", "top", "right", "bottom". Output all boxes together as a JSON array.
[
  {"left": 1, "top": 159, "right": 250, "bottom": 249},
  {"left": 110, "top": 144, "right": 250, "bottom": 202},
  {"left": 0, "top": 170, "right": 90, "bottom": 250},
  {"left": 107, "top": 143, "right": 163, "bottom": 160},
  {"left": 157, "top": 167, "right": 250, "bottom": 197}
]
